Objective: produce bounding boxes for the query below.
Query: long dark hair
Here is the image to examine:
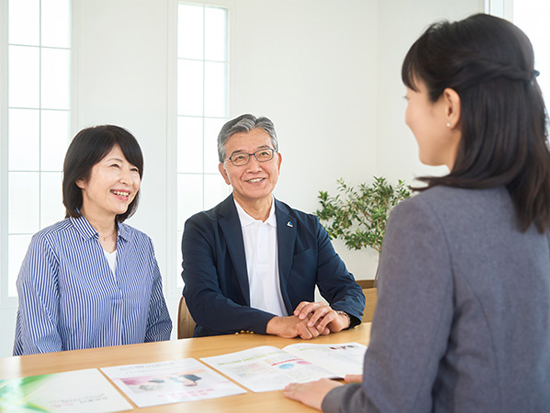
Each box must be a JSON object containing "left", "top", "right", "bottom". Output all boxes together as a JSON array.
[
  {"left": 63, "top": 125, "right": 144, "bottom": 222},
  {"left": 402, "top": 13, "right": 550, "bottom": 232}
]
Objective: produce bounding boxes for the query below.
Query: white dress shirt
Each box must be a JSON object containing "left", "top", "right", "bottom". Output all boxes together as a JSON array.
[{"left": 235, "top": 199, "right": 288, "bottom": 317}]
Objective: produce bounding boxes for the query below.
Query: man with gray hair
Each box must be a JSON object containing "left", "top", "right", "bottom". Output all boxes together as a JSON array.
[{"left": 181, "top": 114, "right": 365, "bottom": 338}]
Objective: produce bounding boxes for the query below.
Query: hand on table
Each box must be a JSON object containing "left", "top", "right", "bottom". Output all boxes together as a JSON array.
[
  {"left": 344, "top": 374, "right": 363, "bottom": 383},
  {"left": 294, "top": 301, "right": 351, "bottom": 333},
  {"left": 284, "top": 378, "right": 342, "bottom": 411},
  {"left": 266, "top": 315, "right": 329, "bottom": 339}
]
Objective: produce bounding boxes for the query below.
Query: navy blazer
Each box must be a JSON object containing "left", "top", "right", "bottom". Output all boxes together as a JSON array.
[{"left": 181, "top": 195, "right": 365, "bottom": 337}]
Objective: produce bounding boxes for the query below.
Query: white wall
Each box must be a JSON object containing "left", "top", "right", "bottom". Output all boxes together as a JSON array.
[
  {"left": 376, "top": 0, "right": 484, "bottom": 185},
  {"left": 73, "top": 0, "right": 180, "bottom": 335},
  {"left": 0, "top": 0, "right": 485, "bottom": 357},
  {"left": 75, "top": 0, "right": 171, "bottom": 261},
  {"left": 231, "top": 0, "right": 380, "bottom": 278}
]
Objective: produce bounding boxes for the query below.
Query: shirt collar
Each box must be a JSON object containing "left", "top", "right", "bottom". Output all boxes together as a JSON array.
[
  {"left": 70, "top": 213, "right": 130, "bottom": 242},
  {"left": 234, "top": 197, "right": 277, "bottom": 228}
]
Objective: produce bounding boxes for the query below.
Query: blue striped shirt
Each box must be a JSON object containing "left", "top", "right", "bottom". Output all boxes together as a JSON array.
[{"left": 13, "top": 215, "right": 172, "bottom": 355}]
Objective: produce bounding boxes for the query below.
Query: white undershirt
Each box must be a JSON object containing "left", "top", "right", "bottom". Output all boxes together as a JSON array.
[
  {"left": 103, "top": 249, "right": 117, "bottom": 278},
  {"left": 235, "top": 199, "right": 288, "bottom": 317}
]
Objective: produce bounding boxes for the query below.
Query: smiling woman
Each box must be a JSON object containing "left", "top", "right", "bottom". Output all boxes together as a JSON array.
[
  {"left": 13, "top": 125, "right": 173, "bottom": 356},
  {"left": 65, "top": 127, "right": 143, "bottom": 253}
]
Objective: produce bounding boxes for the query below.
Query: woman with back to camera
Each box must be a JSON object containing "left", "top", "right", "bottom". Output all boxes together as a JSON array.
[
  {"left": 14, "top": 125, "right": 172, "bottom": 355},
  {"left": 284, "top": 13, "right": 550, "bottom": 412}
]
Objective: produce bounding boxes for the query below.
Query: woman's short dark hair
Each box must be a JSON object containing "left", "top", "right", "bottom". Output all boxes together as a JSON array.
[
  {"left": 402, "top": 13, "right": 550, "bottom": 232},
  {"left": 63, "top": 125, "right": 144, "bottom": 222}
]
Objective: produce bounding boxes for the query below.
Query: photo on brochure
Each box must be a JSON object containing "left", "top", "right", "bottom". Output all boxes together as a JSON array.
[
  {"left": 101, "top": 358, "right": 246, "bottom": 408},
  {"left": 201, "top": 342, "right": 368, "bottom": 392}
]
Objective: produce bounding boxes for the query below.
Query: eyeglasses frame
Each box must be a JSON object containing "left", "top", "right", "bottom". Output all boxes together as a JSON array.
[{"left": 225, "top": 147, "right": 277, "bottom": 166}]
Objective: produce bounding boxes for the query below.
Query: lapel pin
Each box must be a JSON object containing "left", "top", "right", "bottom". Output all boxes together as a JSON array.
[{"left": 287, "top": 221, "right": 293, "bottom": 227}]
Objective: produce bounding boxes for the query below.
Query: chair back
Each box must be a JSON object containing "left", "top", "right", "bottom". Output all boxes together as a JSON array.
[
  {"left": 356, "top": 279, "right": 377, "bottom": 323},
  {"left": 362, "top": 287, "right": 377, "bottom": 322},
  {"left": 178, "top": 295, "right": 196, "bottom": 339}
]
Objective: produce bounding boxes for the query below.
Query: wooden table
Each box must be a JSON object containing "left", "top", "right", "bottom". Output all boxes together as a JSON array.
[{"left": 0, "top": 323, "right": 371, "bottom": 412}]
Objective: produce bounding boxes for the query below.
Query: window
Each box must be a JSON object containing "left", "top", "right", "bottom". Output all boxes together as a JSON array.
[
  {"left": 2, "top": 0, "right": 71, "bottom": 299},
  {"left": 512, "top": 1, "right": 550, "bottom": 103},
  {"left": 486, "top": 0, "right": 549, "bottom": 105},
  {"left": 176, "top": 2, "right": 231, "bottom": 285}
]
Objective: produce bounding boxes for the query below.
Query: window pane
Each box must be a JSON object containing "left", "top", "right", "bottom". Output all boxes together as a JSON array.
[
  {"left": 9, "top": 46, "right": 40, "bottom": 108},
  {"left": 204, "top": 62, "right": 228, "bottom": 117},
  {"left": 9, "top": 109, "right": 40, "bottom": 171},
  {"left": 9, "top": 172, "right": 40, "bottom": 233},
  {"left": 8, "top": 234, "right": 33, "bottom": 298},
  {"left": 177, "top": 174, "right": 203, "bottom": 230},
  {"left": 178, "top": 60, "right": 204, "bottom": 116},
  {"left": 205, "top": 7, "right": 228, "bottom": 62},
  {"left": 41, "top": 110, "right": 70, "bottom": 171},
  {"left": 178, "top": 4, "right": 204, "bottom": 59},
  {"left": 41, "top": 0, "right": 71, "bottom": 48},
  {"left": 178, "top": 117, "right": 203, "bottom": 173},
  {"left": 204, "top": 117, "right": 226, "bottom": 173},
  {"left": 204, "top": 174, "right": 230, "bottom": 209},
  {"left": 41, "top": 172, "right": 64, "bottom": 228},
  {"left": 8, "top": 0, "right": 40, "bottom": 46},
  {"left": 514, "top": 3, "right": 550, "bottom": 103},
  {"left": 177, "top": 4, "right": 230, "bottom": 279},
  {"left": 41, "top": 48, "right": 70, "bottom": 110}
]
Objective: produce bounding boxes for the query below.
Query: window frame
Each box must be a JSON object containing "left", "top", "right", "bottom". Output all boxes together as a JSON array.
[
  {"left": 0, "top": 0, "right": 75, "bottom": 305},
  {"left": 0, "top": 0, "right": 10, "bottom": 307},
  {"left": 165, "top": 0, "right": 235, "bottom": 298},
  {"left": 485, "top": 0, "right": 514, "bottom": 19}
]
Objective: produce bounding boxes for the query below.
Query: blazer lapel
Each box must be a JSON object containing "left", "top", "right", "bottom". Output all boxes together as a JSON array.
[
  {"left": 275, "top": 199, "right": 296, "bottom": 313},
  {"left": 218, "top": 195, "right": 250, "bottom": 305}
]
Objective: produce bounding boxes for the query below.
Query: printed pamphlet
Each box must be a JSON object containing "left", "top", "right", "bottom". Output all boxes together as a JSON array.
[
  {"left": 101, "top": 358, "right": 246, "bottom": 408},
  {"left": 201, "top": 342, "right": 367, "bottom": 392},
  {"left": 0, "top": 368, "right": 132, "bottom": 413}
]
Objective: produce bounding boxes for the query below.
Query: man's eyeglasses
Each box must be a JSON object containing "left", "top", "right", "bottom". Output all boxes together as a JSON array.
[{"left": 225, "top": 148, "right": 276, "bottom": 166}]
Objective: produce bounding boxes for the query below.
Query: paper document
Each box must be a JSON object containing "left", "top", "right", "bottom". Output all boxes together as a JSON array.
[
  {"left": 201, "top": 342, "right": 367, "bottom": 392},
  {"left": 0, "top": 368, "right": 132, "bottom": 413},
  {"left": 101, "top": 358, "right": 246, "bottom": 407}
]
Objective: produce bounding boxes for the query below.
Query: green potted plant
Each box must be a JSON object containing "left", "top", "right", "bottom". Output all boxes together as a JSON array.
[{"left": 316, "top": 176, "right": 411, "bottom": 280}]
